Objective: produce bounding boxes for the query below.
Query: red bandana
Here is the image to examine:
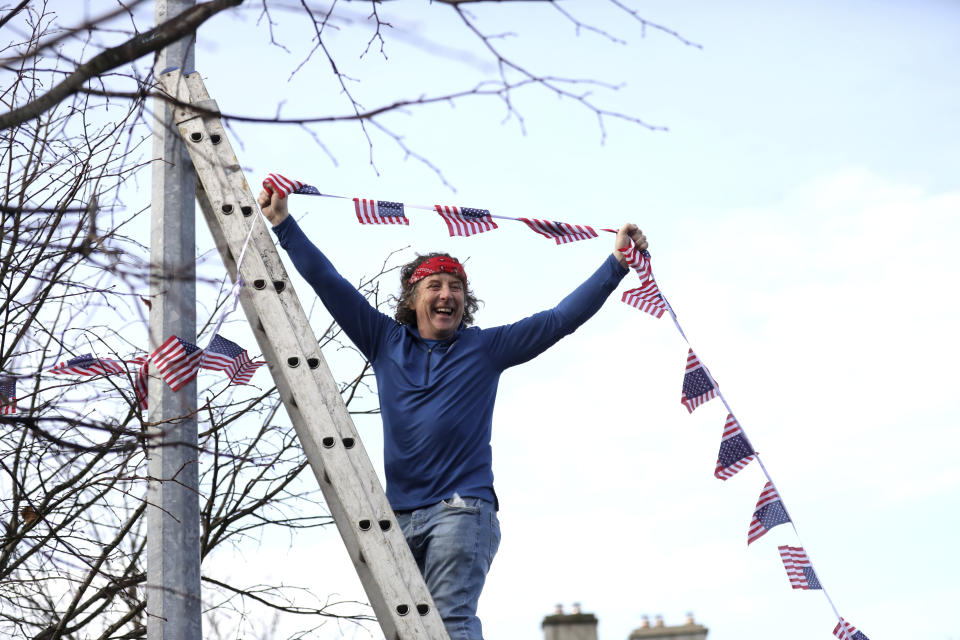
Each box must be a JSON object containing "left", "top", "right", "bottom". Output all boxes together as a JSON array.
[{"left": 409, "top": 256, "right": 467, "bottom": 285}]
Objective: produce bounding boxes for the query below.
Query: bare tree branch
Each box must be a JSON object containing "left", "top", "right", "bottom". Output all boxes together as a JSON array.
[
  {"left": 0, "top": 0, "right": 31, "bottom": 31},
  {"left": 0, "top": 0, "right": 152, "bottom": 65},
  {"left": 0, "top": 0, "right": 242, "bottom": 132}
]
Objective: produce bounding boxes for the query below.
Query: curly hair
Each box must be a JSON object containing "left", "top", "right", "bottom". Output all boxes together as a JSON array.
[{"left": 394, "top": 252, "right": 480, "bottom": 328}]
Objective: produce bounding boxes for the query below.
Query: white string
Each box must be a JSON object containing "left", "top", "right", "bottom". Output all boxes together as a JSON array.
[{"left": 205, "top": 217, "right": 257, "bottom": 348}]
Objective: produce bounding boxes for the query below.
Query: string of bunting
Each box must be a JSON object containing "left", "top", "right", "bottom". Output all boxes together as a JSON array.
[
  {"left": 0, "top": 173, "right": 872, "bottom": 638},
  {"left": 261, "top": 173, "right": 873, "bottom": 639},
  {"left": 617, "top": 241, "right": 870, "bottom": 640},
  {"left": 261, "top": 173, "right": 619, "bottom": 243}
]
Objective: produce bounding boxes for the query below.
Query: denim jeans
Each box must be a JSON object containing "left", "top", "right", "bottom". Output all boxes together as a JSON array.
[{"left": 394, "top": 497, "right": 501, "bottom": 640}]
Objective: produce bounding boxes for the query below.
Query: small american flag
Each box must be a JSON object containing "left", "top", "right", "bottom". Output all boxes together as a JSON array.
[
  {"left": 127, "top": 355, "right": 149, "bottom": 411},
  {"left": 619, "top": 244, "right": 665, "bottom": 318},
  {"left": 262, "top": 173, "right": 321, "bottom": 198},
  {"left": 622, "top": 281, "right": 666, "bottom": 319},
  {"left": 200, "top": 334, "right": 265, "bottom": 385},
  {"left": 434, "top": 205, "right": 498, "bottom": 237},
  {"left": 354, "top": 198, "right": 409, "bottom": 225},
  {"left": 748, "top": 481, "right": 791, "bottom": 545},
  {"left": 519, "top": 218, "right": 598, "bottom": 245},
  {"left": 715, "top": 414, "right": 755, "bottom": 480},
  {"left": 150, "top": 336, "right": 201, "bottom": 392},
  {"left": 833, "top": 619, "right": 870, "bottom": 640},
  {"left": 680, "top": 349, "right": 717, "bottom": 413},
  {"left": 0, "top": 377, "right": 16, "bottom": 415},
  {"left": 49, "top": 354, "right": 126, "bottom": 376},
  {"left": 778, "top": 545, "right": 822, "bottom": 590},
  {"left": 618, "top": 243, "right": 651, "bottom": 281}
]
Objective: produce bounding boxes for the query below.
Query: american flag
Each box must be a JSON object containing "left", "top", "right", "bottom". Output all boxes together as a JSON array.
[
  {"left": 354, "top": 198, "right": 409, "bottom": 225},
  {"left": 262, "top": 173, "right": 321, "bottom": 197},
  {"left": 833, "top": 619, "right": 870, "bottom": 640},
  {"left": 778, "top": 545, "right": 822, "bottom": 590},
  {"left": 680, "top": 349, "right": 717, "bottom": 413},
  {"left": 200, "top": 334, "right": 265, "bottom": 385},
  {"left": 748, "top": 481, "right": 791, "bottom": 545},
  {"left": 150, "top": 335, "right": 201, "bottom": 392},
  {"left": 519, "top": 218, "right": 598, "bottom": 245},
  {"left": 715, "top": 414, "right": 755, "bottom": 480},
  {"left": 0, "top": 377, "right": 16, "bottom": 415},
  {"left": 618, "top": 243, "right": 651, "bottom": 281},
  {"left": 49, "top": 354, "right": 126, "bottom": 376},
  {"left": 434, "top": 205, "right": 499, "bottom": 237},
  {"left": 127, "top": 355, "right": 149, "bottom": 411},
  {"left": 621, "top": 280, "right": 666, "bottom": 319}
]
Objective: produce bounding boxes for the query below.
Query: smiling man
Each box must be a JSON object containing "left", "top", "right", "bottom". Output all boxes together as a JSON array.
[
  {"left": 258, "top": 187, "right": 646, "bottom": 640},
  {"left": 398, "top": 254, "right": 472, "bottom": 340}
]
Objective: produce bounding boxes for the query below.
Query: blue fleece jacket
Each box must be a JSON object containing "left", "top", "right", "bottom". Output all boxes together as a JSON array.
[{"left": 273, "top": 216, "right": 628, "bottom": 510}]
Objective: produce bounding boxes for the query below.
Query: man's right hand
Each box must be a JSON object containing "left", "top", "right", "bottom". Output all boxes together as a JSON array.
[{"left": 258, "top": 187, "right": 289, "bottom": 227}]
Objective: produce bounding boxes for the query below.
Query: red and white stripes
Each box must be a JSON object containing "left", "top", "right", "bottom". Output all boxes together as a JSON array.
[{"left": 518, "top": 218, "right": 598, "bottom": 244}]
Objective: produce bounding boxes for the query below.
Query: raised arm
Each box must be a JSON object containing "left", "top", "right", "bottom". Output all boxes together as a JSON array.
[
  {"left": 259, "top": 188, "right": 392, "bottom": 361},
  {"left": 486, "top": 223, "right": 647, "bottom": 369}
]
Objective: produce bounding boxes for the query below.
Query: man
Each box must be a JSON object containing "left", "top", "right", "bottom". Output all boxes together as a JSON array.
[{"left": 258, "top": 187, "right": 646, "bottom": 639}]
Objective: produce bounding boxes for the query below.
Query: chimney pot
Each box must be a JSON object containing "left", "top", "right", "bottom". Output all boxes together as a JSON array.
[
  {"left": 542, "top": 604, "right": 598, "bottom": 640},
  {"left": 686, "top": 612, "right": 695, "bottom": 625},
  {"left": 554, "top": 604, "right": 564, "bottom": 615},
  {"left": 655, "top": 615, "right": 665, "bottom": 628},
  {"left": 640, "top": 615, "right": 650, "bottom": 629}
]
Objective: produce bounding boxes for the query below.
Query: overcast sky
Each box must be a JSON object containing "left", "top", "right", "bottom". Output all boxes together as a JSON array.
[{"left": 122, "top": 1, "right": 959, "bottom": 638}]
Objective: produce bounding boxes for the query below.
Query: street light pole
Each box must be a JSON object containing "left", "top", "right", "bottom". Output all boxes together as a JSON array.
[{"left": 147, "top": 1, "right": 201, "bottom": 638}]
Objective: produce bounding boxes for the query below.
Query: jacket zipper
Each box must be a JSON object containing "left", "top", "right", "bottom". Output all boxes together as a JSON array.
[{"left": 425, "top": 347, "right": 432, "bottom": 385}]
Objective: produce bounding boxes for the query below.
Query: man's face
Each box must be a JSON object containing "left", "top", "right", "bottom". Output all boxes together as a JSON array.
[{"left": 410, "top": 272, "right": 465, "bottom": 340}]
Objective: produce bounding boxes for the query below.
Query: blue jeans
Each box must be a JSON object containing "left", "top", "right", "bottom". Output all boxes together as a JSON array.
[{"left": 394, "top": 497, "right": 501, "bottom": 640}]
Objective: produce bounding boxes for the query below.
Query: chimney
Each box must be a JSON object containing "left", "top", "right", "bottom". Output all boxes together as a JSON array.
[
  {"left": 542, "top": 603, "right": 598, "bottom": 640},
  {"left": 629, "top": 613, "right": 709, "bottom": 640}
]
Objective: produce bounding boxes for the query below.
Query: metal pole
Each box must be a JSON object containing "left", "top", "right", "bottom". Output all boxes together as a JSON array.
[{"left": 147, "top": 1, "right": 200, "bottom": 638}]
